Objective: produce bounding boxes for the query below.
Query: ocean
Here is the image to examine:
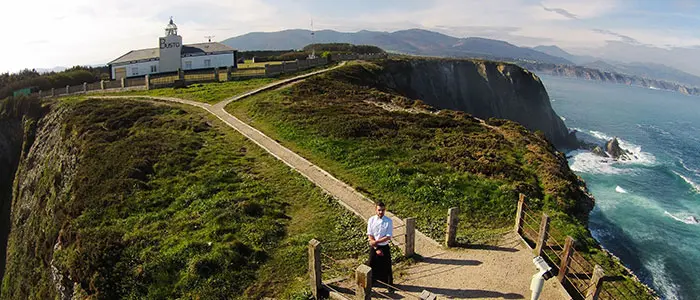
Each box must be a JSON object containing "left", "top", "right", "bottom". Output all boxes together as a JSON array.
[{"left": 540, "top": 75, "right": 700, "bottom": 300}]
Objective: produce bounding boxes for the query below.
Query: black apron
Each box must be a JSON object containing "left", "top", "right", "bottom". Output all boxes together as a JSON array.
[{"left": 368, "top": 244, "right": 393, "bottom": 288}]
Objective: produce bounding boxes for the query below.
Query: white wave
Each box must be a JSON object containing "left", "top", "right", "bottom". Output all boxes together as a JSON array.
[
  {"left": 560, "top": 116, "right": 566, "bottom": 121},
  {"left": 678, "top": 158, "right": 700, "bottom": 175},
  {"left": 568, "top": 150, "right": 630, "bottom": 175},
  {"left": 672, "top": 171, "right": 700, "bottom": 193},
  {"left": 649, "top": 86, "right": 660, "bottom": 90},
  {"left": 646, "top": 257, "right": 682, "bottom": 300},
  {"left": 615, "top": 186, "right": 628, "bottom": 193},
  {"left": 589, "top": 130, "right": 612, "bottom": 141},
  {"left": 580, "top": 129, "right": 656, "bottom": 165},
  {"left": 664, "top": 211, "right": 700, "bottom": 225}
]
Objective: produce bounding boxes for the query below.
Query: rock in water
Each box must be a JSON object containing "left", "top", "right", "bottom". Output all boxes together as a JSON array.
[
  {"left": 591, "top": 146, "right": 609, "bottom": 158},
  {"left": 605, "top": 137, "right": 632, "bottom": 160}
]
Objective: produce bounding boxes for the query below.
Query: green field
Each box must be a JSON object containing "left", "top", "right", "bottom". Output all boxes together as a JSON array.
[{"left": 0, "top": 97, "right": 369, "bottom": 299}]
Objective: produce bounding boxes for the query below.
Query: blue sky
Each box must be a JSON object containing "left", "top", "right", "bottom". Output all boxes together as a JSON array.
[{"left": 2, "top": 0, "right": 700, "bottom": 73}]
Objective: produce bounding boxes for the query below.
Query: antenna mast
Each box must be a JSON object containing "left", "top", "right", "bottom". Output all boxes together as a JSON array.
[{"left": 309, "top": 18, "right": 316, "bottom": 59}]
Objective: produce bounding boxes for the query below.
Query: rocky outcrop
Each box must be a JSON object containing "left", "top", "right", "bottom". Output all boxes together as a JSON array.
[
  {"left": 0, "top": 98, "right": 78, "bottom": 300},
  {"left": 605, "top": 137, "right": 633, "bottom": 161},
  {"left": 378, "top": 59, "right": 573, "bottom": 148},
  {"left": 519, "top": 62, "right": 700, "bottom": 96}
]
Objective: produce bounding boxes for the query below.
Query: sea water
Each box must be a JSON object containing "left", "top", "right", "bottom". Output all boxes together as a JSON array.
[{"left": 541, "top": 75, "right": 700, "bottom": 300}]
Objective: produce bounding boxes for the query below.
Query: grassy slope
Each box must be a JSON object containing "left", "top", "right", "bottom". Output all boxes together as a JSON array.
[
  {"left": 103, "top": 64, "right": 335, "bottom": 104},
  {"left": 223, "top": 61, "right": 654, "bottom": 298},
  {"left": 0, "top": 97, "right": 366, "bottom": 299}
]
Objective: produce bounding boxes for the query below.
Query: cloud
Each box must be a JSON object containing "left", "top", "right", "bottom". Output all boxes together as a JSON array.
[
  {"left": 541, "top": 5, "right": 578, "bottom": 19},
  {"left": 592, "top": 29, "right": 640, "bottom": 44}
]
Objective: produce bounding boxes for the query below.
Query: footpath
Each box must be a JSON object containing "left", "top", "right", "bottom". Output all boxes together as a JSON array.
[{"left": 93, "top": 64, "right": 564, "bottom": 299}]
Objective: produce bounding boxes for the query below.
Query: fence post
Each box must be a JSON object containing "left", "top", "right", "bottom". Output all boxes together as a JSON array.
[
  {"left": 282, "top": 61, "right": 287, "bottom": 73},
  {"left": 445, "top": 207, "right": 459, "bottom": 247},
  {"left": 355, "top": 264, "right": 372, "bottom": 300},
  {"left": 145, "top": 75, "right": 150, "bottom": 90},
  {"left": 100, "top": 80, "right": 105, "bottom": 90},
  {"left": 214, "top": 67, "right": 219, "bottom": 82},
  {"left": 514, "top": 193, "right": 525, "bottom": 235},
  {"left": 535, "top": 214, "right": 550, "bottom": 257},
  {"left": 308, "top": 239, "right": 322, "bottom": 299},
  {"left": 557, "top": 236, "right": 575, "bottom": 282},
  {"left": 65, "top": 85, "right": 70, "bottom": 94},
  {"left": 586, "top": 265, "right": 606, "bottom": 300},
  {"left": 38, "top": 90, "right": 42, "bottom": 97},
  {"left": 120, "top": 78, "right": 126, "bottom": 88},
  {"left": 51, "top": 88, "right": 55, "bottom": 97},
  {"left": 404, "top": 217, "right": 415, "bottom": 257},
  {"left": 178, "top": 68, "right": 184, "bottom": 80},
  {"left": 226, "top": 66, "right": 232, "bottom": 81},
  {"left": 264, "top": 64, "right": 270, "bottom": 77},
  {"left": 82, "top": 82, "right": 87, "bottom": 93}
]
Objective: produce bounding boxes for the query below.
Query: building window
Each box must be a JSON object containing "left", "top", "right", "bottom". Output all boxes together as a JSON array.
[
  {"left": 131, "top": 67, "right": 139, "bottom": 76},
  {"left": 204, "top": 59, "right": 211, "bottom": 67},
  {"left": 150, "top": 65, "right": 157, "bottom": 73},
  {"left": 185, "top": 61, "right": 192, "bottom": 69}
]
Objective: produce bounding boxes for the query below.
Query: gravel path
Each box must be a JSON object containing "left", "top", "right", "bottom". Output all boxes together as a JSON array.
[{"left": 92, "top": 64, "right": 566, "bottom": 299}]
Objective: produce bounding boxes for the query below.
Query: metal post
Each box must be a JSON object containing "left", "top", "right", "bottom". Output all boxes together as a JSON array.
[
  {"left": 308, "top": 239, "right": 322, "bottom": 298},
  {"left": 100, "top": 80, "right": 105, "bottom": 90},
  {"left": 226, "top": 66, "right": 232, "bottom": 81},
  {"left": 445, "top": 207, "right": 459, "bottom": 247},
  {"left": 65, "top": 85, "right": 70, "bottom": 94},
  {"left": 535, "top": 214, "right": 550, "bottom": 257},
  {"left": 515, "top": 193, "right": 525, "bottom": 234},
  {"left": 404, "top": 217, "right": 415, "bottom": 257},
  {"left": 178, "top": 68, "right": 184, "bottom": 80},
  {"left": 214, "top": 67, "right": 219, "bottom": 81},
  {"left": 82, "top": 82, "right": 87, "bottom": 92},
  {"left": 120, "top": 78, "right": 126, "bottom": 88},
  {"left": 557, "top": 236, "right": 575, "bottom": 283},
  {"left": 586, "top": 265, "right": 606, "bottom": 300},
  {"left": 355, "top": 264, "right": 372, "bottom": 300}
]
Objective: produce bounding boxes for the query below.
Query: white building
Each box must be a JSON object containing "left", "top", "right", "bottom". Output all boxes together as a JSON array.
[{"left": 108, "top": 18, "right": 237, "bottom": 80}]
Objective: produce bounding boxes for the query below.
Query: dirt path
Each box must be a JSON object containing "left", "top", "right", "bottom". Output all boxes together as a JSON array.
[{"left": 92, "top": 65, "right": 566, "bottom": 299}]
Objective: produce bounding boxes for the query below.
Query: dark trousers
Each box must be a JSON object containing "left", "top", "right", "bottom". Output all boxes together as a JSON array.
[{"left": 368, "top": 244, "right": 393, "bottom": 289}]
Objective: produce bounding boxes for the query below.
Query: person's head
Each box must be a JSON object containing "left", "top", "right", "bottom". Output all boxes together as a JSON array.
[{"left": 376, "top": 202, "right": 386, "bottom": 218}]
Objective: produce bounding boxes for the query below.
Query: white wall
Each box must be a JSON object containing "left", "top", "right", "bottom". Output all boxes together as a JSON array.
[
  {"left": 112, "top": 60, "right": 160, "bottom": 78},
  {"left": 182, "top": 53, "right": 234, "bottom": 70}
]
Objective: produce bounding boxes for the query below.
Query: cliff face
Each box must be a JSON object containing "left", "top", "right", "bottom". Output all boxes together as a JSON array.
[
  {"left": 378, "top": 59, "right": 573, "bottom": 148},
  {"left": 520, "top": 62, "right": 700, "bottom": 96}
]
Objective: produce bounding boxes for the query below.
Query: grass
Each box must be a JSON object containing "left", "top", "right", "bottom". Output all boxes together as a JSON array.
[
  {"left": 223, "top": 59, "right": 656, "bottom": 298},
  {"left": 225, "top": 61, "right": 589, "bottom": 244},
  {"left": 0, "top": 97, "right": 368, "bottom": 299},
  {"left": 102, "top": 63, "right": 335, "bottom": 104},
  {"left": 104, "top": 78, "right": 277, "bottom": 104}
]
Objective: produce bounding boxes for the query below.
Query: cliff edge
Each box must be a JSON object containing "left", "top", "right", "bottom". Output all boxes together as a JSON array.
[{"left": 376, "top": 58, "right": 573, "bottom": 148}]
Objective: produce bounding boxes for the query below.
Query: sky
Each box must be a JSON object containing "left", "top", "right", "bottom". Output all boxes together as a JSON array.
[{"left": 2, "top": 0, "right": 700, "bottom": 73}]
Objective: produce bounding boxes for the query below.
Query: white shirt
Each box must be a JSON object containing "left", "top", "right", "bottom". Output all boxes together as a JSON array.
[{"left": 367, "top": 215, "right": 393, "bottom": 246}]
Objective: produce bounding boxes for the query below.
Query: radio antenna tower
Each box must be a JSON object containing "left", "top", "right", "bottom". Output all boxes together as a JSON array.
[
  {"left": 204, "top": 35, "right": 215, "bottom": 42},
  {"left": 309, "top": 18, "right": 317, "bottom": 59}
]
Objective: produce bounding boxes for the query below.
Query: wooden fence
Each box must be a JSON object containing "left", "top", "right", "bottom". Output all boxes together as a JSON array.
[{"left": 514, "top": 194, "right": 655, "bottom": 300}]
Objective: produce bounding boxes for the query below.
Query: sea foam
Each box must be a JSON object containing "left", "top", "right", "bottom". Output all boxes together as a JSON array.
[
  {"left": 672, "top": 171, "right": 700, "bottom": 193},
  {"left": 615, "top": 186, "right": 628, "bottom": 193},
  {"left": 664, "top": 211, "right": 700, "bottom": 225}
]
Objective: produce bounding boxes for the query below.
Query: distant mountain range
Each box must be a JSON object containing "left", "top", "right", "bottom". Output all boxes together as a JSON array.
[
  {"left": 223, "top": 28, "right": 700, "bottom": 89},
  {"left": 222, "top": 29, "right": 573, "bottom": 65}
]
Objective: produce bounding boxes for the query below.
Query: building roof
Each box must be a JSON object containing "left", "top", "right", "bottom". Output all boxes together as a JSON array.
[{"left": 108, "top": 42, "right": 236, "bottom": 65}]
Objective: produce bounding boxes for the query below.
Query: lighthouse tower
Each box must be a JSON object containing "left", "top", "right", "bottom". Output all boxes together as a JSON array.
[{"left": 158, "top": 17, "right": 183, "bottom": 73}]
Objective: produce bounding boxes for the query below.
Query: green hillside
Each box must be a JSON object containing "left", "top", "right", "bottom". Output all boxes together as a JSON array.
[{"left": 0, "top": 97, "right": 366, "bottom": 299}]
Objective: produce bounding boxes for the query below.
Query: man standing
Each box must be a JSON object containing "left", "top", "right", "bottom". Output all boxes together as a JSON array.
[{"left": 367, "top": 202, "right": 393, "bottom": 292}]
